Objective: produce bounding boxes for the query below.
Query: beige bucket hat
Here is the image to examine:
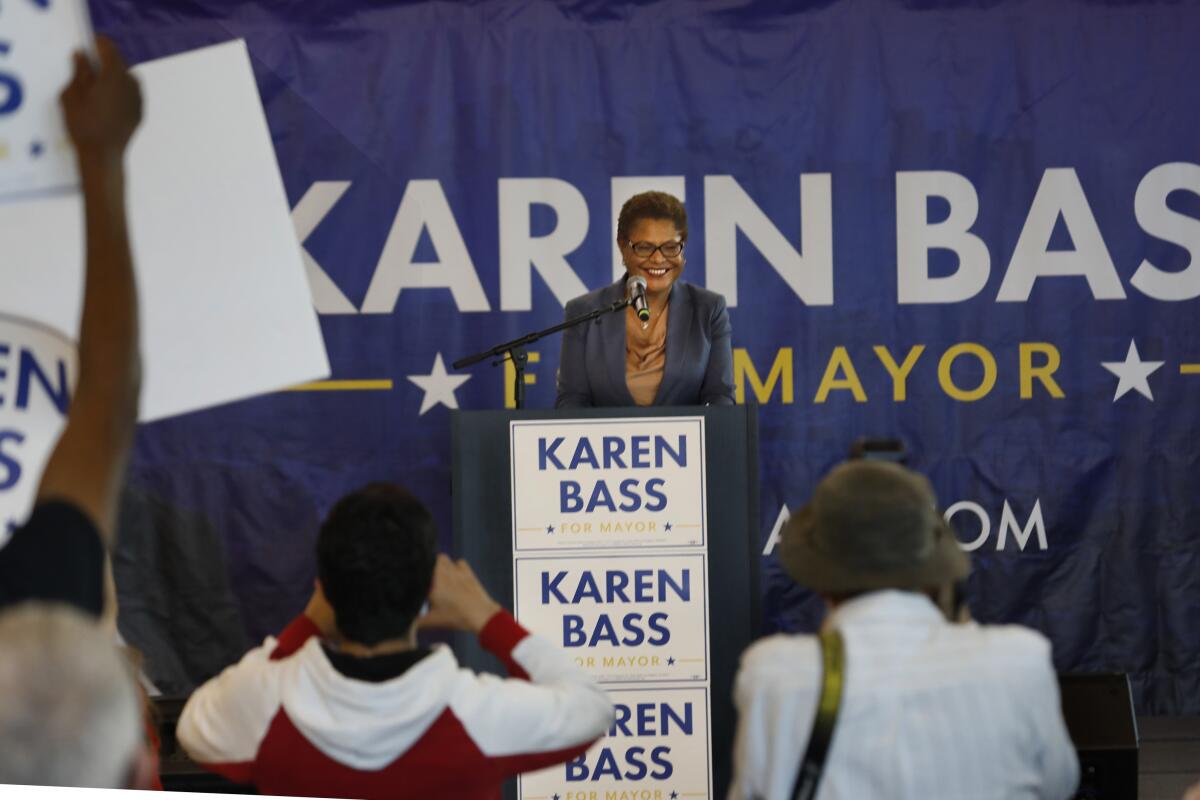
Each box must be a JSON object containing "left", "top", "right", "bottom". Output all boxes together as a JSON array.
[{"left": 780, "top": 460, "right": 970, "bottom": 593}]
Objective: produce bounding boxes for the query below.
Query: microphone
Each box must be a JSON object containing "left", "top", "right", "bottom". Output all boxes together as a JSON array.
[{"left": 627, "top": 275, "right": 651, "bottom": 322}]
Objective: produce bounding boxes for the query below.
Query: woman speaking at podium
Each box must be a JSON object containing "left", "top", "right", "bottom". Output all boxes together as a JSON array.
[{"left": 555, "top": 191, "right": 735, "bottom": 408}]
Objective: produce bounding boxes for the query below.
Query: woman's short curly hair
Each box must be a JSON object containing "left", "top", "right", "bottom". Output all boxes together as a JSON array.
[{"left": 617, "top": 191, "right": 688, "bottom": 243}]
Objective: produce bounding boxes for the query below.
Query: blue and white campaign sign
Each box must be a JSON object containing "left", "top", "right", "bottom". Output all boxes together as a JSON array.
[
  {"left": 519, "top": 686, "right": 712, "bottom": 799},
  {"left": 0, "top": 314, "right": 75, "bottom": 544},
  {"left": 515, "top": 553, "right": 709, "bottom": 684},
  {"left": 0, "top": 0, "right": 92, "bottom": 202},
  {"left": 511, "top": 418, "right": 706, "bottom": 551}
]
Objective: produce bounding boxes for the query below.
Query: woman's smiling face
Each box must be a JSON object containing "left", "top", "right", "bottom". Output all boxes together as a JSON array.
[{"left": 620, "top": 217, "right": 685, "bottom": 300}]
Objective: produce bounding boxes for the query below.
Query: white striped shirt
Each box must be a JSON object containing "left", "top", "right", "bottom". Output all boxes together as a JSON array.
[{"left": 729, "top": 591, "right": 1079, "bottom": 800}]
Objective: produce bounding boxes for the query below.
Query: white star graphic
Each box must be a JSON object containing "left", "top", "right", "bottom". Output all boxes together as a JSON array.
[
  {"left": 1101, "top": 340, "right": 1164, "bottom": 401},
  {"left": 407, "top": 353, "right": 471, "bottom": 415}
]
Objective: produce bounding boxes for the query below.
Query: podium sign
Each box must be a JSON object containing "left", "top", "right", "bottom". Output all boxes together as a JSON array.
[
  {"left": 452, "top": 406, "right": 759, "bottom": 798},
  {"left": 514, "top": 553, "right": 709, "bottom": 684},
  {"left": 510, "top": 417, "right": 706, "bottom": 551},
  {"left": 511, "top": 416, "right": 713, "bottom": 797},
  {"left": 518, "top": 686, "right": 712, "bottom": 797}
]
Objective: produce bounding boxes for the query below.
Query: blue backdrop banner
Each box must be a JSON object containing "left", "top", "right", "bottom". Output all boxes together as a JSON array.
[{"left": 85, "top": 0, "right": 1199, "bottom": 713}]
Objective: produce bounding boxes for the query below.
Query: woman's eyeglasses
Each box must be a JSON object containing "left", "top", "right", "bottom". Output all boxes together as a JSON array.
[{"left": 627, "top": 240, "right": 684, "bottom": 259}]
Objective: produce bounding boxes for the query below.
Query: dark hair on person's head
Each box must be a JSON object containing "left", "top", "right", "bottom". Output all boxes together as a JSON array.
[
  {"left": 316, "top": 483, "right": 438, "bottom": 646},
  {"left": 617, "top": 191, "right": 688, "bottom": 243}
]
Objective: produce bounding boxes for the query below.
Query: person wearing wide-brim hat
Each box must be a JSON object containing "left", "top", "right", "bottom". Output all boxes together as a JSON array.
[
  {"left": 779, "top": 459, "right": 970, "bottom": 605},
  {"left": 728, "top": 459, "right": 1079, "bottom": 800}
]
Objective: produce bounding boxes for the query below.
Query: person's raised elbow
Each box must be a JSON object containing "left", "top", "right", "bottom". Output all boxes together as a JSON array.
[
  {"left": 573, "top": 681, "right": 616, "bottom": 744},
  {"left": 174, "top": 689, "right": 211, "bottom": 762}
]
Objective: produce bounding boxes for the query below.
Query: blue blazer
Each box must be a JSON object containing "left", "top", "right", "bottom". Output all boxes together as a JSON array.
[{"left": 555, "top": 278, "right": 735, "bottom": 408}]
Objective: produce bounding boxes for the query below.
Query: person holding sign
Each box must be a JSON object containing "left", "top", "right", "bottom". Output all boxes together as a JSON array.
[
  {"left": 0, "top": 38, "right": 158, "bottom": 792},
  {"left": 556, "top": 191, "right": 734, "bottom": 407},
  {"left": 0, "top": 38, "right": 143, "bottom": 617}
]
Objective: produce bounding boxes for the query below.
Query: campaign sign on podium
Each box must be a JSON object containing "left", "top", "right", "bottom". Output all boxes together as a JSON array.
[
  {"left": 0, "top": 0, "right": 93, "bottom": 202},
  {"left": 518, "top": 686, "right": 712, "bottom": 799},
  {"left": 454, "top": 405, "right": 759, "bottom": 797},
  {"left": 514, "top": 553, "right": 709, "bottom": 684},
  {"left": 510, "top": 417, "right": 706, "bottom": 551}
]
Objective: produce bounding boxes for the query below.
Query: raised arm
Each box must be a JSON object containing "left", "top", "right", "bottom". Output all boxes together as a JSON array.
[
  {"left": 36, "top": 38, "right": 143, "bottom": 546},
  {"left": 418, "top": 555, "right": 613, "bottom": 768}
]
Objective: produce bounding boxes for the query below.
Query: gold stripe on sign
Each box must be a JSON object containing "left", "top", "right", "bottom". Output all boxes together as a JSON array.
[{"left": 284, "top": 379, "right": 394, "bottom": 392}]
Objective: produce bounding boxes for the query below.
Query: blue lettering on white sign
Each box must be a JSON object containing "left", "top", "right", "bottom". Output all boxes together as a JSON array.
[
  {"left": 564, "top": 702, "right": 692, "bottom": 781},
  {"left": 565, "top": 746, "right": 674, "bottom": 781},
  {"left": 13, "top": 348, "right": 69, "bottom": 413},
  {"left": 0, "top": 42, "right": 23, "bottom": 116},
  {"left": 611, "top": 702, "right": 694, "bottom": 737},
  {"left": 0, "top": 430, "right": 25, "bottom": 491},
  {"left": 0, "top": 2, "right": 53, "bottom": 116},
  {"left": 559, "top": 476, "right": 667, "bottom": 513},
  {"left": 562, "top": 611, "right": 670, "bottom": 647},
  {"left": 538, "top": 434, "right": 687, "bottom": 471},
  {"left": 0, "top": 344, "right": 70, "bottom": 413},
  {"left": 541, "top": 568, "right": 691, "bottom": 604},
  {"left": 0, "top": 345, "right": 72, "bottom": 524}
]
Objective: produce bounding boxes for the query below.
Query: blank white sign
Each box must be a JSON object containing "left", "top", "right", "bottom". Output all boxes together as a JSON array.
[{"left": 0, "top": 39, "right": 329, "bottom": 421}]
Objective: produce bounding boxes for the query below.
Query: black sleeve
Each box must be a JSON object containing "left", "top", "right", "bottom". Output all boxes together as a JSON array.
[
  {"left": 0, "top": 501, "right": 105, "bottom": 617},
  {"left": 699, "top": 293, "right": 735, "bottom": 406},
  {"left": 556, "top": 298, "right": 595, "bottom": 408}
]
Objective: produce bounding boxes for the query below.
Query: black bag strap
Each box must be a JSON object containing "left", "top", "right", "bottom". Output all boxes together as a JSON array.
[{"left": 790, "top": 628, "right": 846, "bottom": 800}]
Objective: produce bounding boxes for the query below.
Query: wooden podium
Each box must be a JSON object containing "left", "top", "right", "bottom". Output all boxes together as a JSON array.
[{"left": 451, "top": 407, "right": 758, "bottom": 800}]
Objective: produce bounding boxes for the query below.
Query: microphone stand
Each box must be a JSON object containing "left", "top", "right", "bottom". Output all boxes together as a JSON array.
[{"left": 452, "top": 297, "right": 632, "bottom": 409}]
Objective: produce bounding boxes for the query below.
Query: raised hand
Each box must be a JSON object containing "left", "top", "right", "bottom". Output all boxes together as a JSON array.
[
  {"left": 417, "top": 555, "right": 501, "bottom": 634},
  {"left": 60, "top": 36, "right": 142, "bottom": 161}
]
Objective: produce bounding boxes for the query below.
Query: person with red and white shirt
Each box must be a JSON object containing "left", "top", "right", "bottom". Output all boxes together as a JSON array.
[{"left": 177, "top": 483, "right": 613, "bottom": 798}]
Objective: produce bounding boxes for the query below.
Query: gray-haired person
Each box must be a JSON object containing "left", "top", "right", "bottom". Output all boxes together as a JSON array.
[
  {"left": 729, "top": 460, "right": 1079, "bottom": 800},
  {"left": 0, "top": 605, "right": 155, "bottom": 788}
]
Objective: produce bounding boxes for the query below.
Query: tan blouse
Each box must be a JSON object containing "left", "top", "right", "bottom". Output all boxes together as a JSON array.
[{"left": 625, "top": 302, "right": 670, "bottom": 406}]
